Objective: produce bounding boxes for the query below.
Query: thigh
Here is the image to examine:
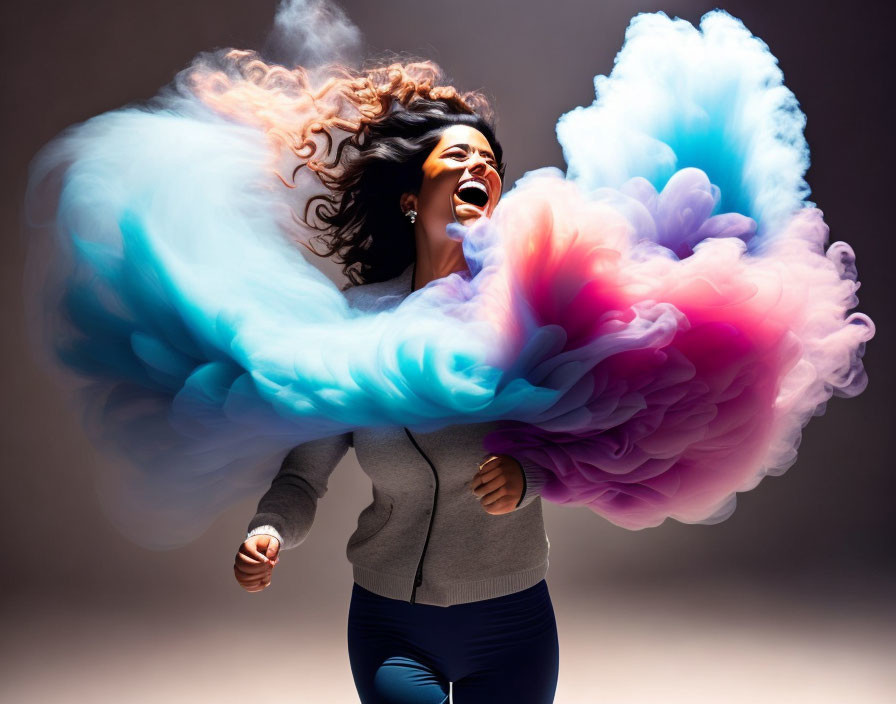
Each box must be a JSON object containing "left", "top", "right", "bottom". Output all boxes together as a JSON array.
[
  {"left": 347, "top": 584, "right": 450, "bottom": 704},
  {"left": 452, "top": 581, "right": 560, "bottom": 704}
]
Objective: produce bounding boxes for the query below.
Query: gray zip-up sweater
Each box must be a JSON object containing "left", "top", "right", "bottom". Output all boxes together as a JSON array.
[{"left": 246, "top": 264, "right": 550, "bottom": 606}]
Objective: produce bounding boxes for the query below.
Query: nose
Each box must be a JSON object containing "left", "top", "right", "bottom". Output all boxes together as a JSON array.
[{"left": 468, "top": 154, "right": 492, "bottom": 176}]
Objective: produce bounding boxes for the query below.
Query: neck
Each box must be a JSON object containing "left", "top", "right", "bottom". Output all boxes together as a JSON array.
[{"left": 411, "top": 228, "right": 468, "bottom": 292}]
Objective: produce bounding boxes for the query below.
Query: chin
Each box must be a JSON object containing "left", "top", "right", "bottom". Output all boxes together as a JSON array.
[{"left": 453, "top": 207, "right": 488, "bottom": 226}]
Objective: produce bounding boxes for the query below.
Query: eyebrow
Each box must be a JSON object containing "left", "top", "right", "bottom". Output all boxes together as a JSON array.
[{"left": 443, "top": 143, "right": 496, "bottom": 159}]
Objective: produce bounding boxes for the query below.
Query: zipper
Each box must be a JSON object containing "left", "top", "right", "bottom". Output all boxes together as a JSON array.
[{"left": 404, "top": 427, "right": 439, "bottom": 604}]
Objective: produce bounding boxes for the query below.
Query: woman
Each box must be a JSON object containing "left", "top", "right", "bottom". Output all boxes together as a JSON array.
[
  {"left": 25, "top": 11, "right": 872, "bottom": 701},
  {"left": 232, "top": 85, "right": 561, "bottom": 703}
]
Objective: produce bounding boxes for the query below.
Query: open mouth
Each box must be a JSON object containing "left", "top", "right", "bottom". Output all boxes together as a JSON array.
[{"left": 454, "top": 179, "right": 490, "bottom": 209}]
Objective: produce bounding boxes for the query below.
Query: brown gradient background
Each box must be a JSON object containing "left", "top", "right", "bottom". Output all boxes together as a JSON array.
[{"left": 2, "top": 1, "right": 894, "bottom": 702}]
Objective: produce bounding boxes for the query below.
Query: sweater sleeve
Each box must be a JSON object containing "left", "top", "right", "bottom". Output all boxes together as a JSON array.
[
  {"left": 246, "top": 432, "right": 353, "bottom": 550},
  {"left": 515, "top": 458, "right": 550, "bottom": 509}
]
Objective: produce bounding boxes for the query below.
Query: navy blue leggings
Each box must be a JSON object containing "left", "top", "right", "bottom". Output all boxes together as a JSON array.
[{"left": 347, "top": 580, "right": 559, "bottom": 703}]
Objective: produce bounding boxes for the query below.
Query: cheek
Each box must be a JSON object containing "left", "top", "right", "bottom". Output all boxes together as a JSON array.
[{"left": 418, "top": 168, "right": 458, "bottom": 214}]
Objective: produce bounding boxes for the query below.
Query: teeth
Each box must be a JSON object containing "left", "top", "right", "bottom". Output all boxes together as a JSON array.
[{"left": 460, "top": 181, "right": 488, "bottom": 195}]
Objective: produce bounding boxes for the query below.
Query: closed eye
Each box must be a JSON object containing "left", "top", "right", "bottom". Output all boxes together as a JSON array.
[
  {"left": 441, "top": 145, "right": 498, "bottom": 169},
  {"left": 444, "top": 153, "right": 498, "bottom": 171}
]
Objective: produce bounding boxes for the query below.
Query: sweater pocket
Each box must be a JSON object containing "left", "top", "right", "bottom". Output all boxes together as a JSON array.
[{"left": 347, "top": 498, "right": 393, "bottom": 547}]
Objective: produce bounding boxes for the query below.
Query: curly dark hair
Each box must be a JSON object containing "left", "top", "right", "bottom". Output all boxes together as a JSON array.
[
  {"left": 192, "top": 57, "right": 504, "bottom": 286},
  {"left": 304, "top": 101, "right": 506, "bottom": 287}
]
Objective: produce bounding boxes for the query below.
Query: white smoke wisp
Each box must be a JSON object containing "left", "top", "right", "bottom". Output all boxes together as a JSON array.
[{"left": 264, "top": 0, "right": 362, "bottom": 69}]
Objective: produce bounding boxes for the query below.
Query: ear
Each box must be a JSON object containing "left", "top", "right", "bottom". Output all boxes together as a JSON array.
[{"left": 399, "top": 192, "right": 417, "bottom": 214}]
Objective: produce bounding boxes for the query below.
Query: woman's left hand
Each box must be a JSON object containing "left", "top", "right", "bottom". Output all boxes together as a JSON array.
[{"left": 471, "top": 454, "right": 525, "bottom": 515}]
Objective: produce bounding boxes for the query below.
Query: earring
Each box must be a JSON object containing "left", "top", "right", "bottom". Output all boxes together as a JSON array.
[{"left": 404, "top": 209, "right": 417, "bottom": 224}]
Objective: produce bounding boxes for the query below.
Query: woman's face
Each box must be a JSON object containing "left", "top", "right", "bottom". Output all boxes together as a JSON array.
[{"left": 406, "top": 124, "right": 503, "bottom": 234}]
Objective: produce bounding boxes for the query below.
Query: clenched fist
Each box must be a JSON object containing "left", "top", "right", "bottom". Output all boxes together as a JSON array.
[
  {"left": 470, "top": 454, "right": 525, "bottom": 515},
  {"left": 234, "top": 534, "right": 280, "bottom": 593}
]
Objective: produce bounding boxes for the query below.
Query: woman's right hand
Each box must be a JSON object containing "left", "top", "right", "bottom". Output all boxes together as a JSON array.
[{"left": 233, "top": 534, "right": 281, "bottom": 593}]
